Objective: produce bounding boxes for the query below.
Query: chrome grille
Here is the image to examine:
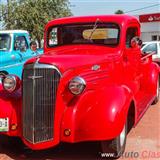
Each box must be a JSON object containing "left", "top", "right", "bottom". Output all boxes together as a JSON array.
[{"left": 22, "top": 63, "right": 61, "bottom": 144}]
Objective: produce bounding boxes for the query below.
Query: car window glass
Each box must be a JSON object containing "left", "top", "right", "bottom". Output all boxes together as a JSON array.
[
  {"left": 48, "top": 23, "right": 120, "bottom": 47},
  {"left": 0, "top": 34, "right": 11, "bottom": 51},
  {"left": 14, "top": 36, "right": 28, "bottom": 50},
  {"left": 48, "top": 28, "right": 58, "bottom": 45},
  {"left": 126, "top": 27, "right": 138, "bottom": 48},
  {"left": 142, "top": 43, "right": 157, "bottom": 54},
  {"left": 83, "top": 28, "right": 118, "bottom": 40}
]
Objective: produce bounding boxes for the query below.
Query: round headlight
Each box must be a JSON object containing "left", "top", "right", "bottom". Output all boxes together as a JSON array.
[
  {"left": 69, "top": 76, "right": 86, "bottom": 95},
  {"left": 2, "top": 75, "right": 17, "bottom": 92}
]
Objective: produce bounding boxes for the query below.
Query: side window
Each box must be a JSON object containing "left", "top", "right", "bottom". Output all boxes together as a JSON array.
[
  {"left": 142, "top": 43, "right": 157, "bottom": 54},
  {"left": 14, "top": 36, "right": 28, "bottom": 51},
  {"left": 126, "top": 27, "right": 138, "bottom": 48},
  {"left": 48, "top": 28, "right": 58, "bottom": 46}
]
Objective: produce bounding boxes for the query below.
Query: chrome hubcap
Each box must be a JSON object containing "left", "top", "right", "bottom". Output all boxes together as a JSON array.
[{"left": 120, "top": 125, "right": 126, "bottom": 147}]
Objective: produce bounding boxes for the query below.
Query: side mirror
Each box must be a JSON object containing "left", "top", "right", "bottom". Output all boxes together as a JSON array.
[
  {"left": 131, "top": 36, "right": 142, "bottom": 48},
  {"left": 138, "top": 39, "right": 142, "bottom": 46}
]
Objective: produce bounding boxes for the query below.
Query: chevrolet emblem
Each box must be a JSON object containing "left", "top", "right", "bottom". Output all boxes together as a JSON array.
[{"left": 28, "top": 75, "right": 43, "bottom": 80}]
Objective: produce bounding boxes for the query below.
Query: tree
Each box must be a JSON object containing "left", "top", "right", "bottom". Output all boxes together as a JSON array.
[
  {"left": 0, "top": 0, "right": 72, "bottom": 47},
  {"left": 115, "top": 10, "right": 124, "bottom": 14}
]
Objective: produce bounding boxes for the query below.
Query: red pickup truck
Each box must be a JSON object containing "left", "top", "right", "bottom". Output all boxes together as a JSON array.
[{"left": 0, "top": 15, "right": 159, "bottom": 158}]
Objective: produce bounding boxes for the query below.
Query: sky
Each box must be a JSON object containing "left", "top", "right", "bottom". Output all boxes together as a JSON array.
[
  {"left": 0, "top": 0, "right": 159, "bottom": 29},
  {"left": 69, "top": 0, "right": 160, "bottom": 16},
  {"left": 0, "top": 0, "right": 159, "bottom": 16}
]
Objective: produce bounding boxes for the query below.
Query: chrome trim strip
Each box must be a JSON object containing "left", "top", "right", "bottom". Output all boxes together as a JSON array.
[
  {"left": 25, "top": 63, "right": 62, "bottom": 76},
  {"left": 0, "top": 62, "right": 24, "bottom": 69},
  {"left": 27, "top": 75, "right": 43, "bottom": 80}
]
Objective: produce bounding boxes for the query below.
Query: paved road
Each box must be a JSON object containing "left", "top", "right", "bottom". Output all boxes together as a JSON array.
[{"left": 0, "top": 101, "right": 159, "bottom": 160}]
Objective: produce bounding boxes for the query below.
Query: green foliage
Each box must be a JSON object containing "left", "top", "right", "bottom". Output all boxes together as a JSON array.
[
  {"left": 0, "top": 0, "right": 72, "bottom": 47},
  {"left": 115, "top": 10, "right": 124, "bottom": 14}
]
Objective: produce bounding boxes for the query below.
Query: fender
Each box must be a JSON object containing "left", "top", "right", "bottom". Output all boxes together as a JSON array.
[
  {"left": 0, "top": 87, "right": 22, "bottom": 137},
  {"left": 143, "top": 62, "right": 160, "bottom": 94},
  {"left": 61, "top": 85, "right": 134, "bottom": 143}
]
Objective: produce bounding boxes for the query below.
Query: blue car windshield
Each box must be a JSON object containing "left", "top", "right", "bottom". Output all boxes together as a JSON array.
[{"left": 0, "top": 34, "right": 11, "bottom": 51}]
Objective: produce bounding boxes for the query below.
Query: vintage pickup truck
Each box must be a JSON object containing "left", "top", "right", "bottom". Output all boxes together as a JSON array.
[
  {"left": 0, "top": 15, "right": 159, "bottom": 158},
  {"left": 0, "top": 30, "right": 43, "bottom": 78}
]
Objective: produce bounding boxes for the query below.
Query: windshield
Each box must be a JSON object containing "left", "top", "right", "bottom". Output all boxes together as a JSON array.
[
  {"left": 48, "top": 23, "right": 120, "bottom": 47},
  {"left": 0, "top": 34, "right": 11, "bottom": 51}
]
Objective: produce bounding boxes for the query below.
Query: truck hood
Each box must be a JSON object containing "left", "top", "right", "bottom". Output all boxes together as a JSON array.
[{"left": 27, "top": 45, "right": 121, "bottom": 73}]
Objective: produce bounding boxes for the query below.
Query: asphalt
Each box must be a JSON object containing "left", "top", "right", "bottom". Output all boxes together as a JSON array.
[{"left": 0, "top": 101, "right": 159, "bottom": 160}]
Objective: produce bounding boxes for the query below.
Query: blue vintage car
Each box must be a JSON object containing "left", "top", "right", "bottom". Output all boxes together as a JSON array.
[{"left": 0, "top": 30, "right": 43, "bottom": 78}]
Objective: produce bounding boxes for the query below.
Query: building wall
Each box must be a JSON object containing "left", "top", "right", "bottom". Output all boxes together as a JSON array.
[
  {"left": 141, "top": 31, "right": 160, "bottom": 42},
  {"left": 137, "top": 13, "right": 160, "bottom": 42}
]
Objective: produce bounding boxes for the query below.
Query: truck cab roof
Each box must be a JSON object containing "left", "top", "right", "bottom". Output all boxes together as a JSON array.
[
  {"left": 46, "top": 14, "right": 140, "bottom": 28},
  {"left": 0, "top": 30, "right": 29, "bottom": 34}
]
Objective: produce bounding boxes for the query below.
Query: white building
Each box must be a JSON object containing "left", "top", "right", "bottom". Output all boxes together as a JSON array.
[{"left": 136, "top": 13, "right": 160, "bottom": 42}]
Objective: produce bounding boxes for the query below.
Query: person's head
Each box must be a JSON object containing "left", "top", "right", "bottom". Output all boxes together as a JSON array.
[{"left": 30, "top": 41, "right": 37, "bottom": 51}]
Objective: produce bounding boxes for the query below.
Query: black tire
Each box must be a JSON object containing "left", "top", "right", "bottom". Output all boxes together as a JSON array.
[
  {"left": 100, "top": 121, "right": 127, "bottom": 159},
  {"left": 152, "top": 76, "right": 160, "bottom": 105},
  {"left": 0, "top": 135, "right": 26, "bottom": 155}
]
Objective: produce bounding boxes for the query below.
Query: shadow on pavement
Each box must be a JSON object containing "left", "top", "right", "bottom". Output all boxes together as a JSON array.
[{"left": 0, "top": 136, "right": 105, "bottom": 160}]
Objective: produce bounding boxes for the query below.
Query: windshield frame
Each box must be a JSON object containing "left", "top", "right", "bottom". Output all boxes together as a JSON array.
[
  {"left": 47, "top": 22, "right": 120, "bottom": 48},
  {"left": 0, "top": 33, "right": 11, "bottom": 51}
]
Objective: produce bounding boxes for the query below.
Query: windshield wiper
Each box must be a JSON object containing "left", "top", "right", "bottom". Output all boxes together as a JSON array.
[{"left": 88, "top": 18, "right": 100, "bottom": 40}]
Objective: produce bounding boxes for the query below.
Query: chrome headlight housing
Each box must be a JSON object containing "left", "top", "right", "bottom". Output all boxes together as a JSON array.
[
  {"left": 68, "top": 76, "right": 86, "bottom": 95},
  {"left": 2, "top": 75, "right": 20, "bottom": 92}
]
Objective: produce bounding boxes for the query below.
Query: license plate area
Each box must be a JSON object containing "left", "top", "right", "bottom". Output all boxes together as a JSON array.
[{"left": 0, "top": 118, "right": 9, "bottom": 132}]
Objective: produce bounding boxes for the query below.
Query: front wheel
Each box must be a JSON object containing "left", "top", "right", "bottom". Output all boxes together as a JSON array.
[{"left": 100, "top": 121, "right": 127, "bottom": 159}]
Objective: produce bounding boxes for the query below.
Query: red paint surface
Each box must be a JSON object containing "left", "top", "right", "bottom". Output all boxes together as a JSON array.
[{"left": 0, "top": 15, "right": 159, "bottom": 150}]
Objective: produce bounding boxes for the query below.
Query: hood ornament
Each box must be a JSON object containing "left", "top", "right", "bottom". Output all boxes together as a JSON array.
[{"left": 35, "top": 57, "right": 40, "bottom": 64}]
